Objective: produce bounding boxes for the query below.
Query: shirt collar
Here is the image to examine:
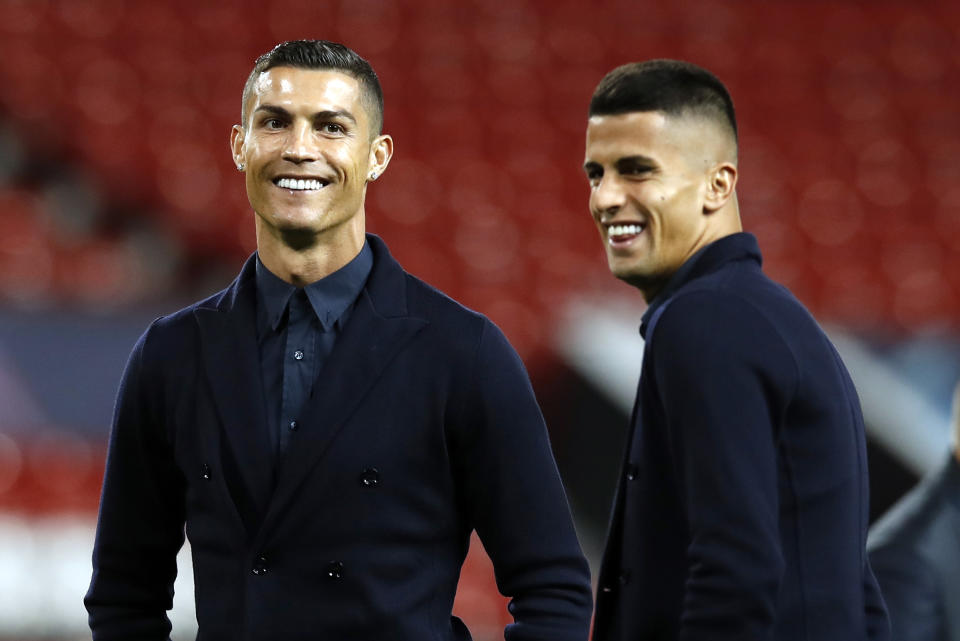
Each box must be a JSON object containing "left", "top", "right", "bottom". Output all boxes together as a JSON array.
[
  {"left": 255, "top": 241, "right": 374, "bottom": 335},
  {"left": 639, "top": 232, "right": 763, "bottom": 338}
]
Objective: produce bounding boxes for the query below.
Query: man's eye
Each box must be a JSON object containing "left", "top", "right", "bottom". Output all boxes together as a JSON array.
[
  {"left": 322, "top": 123, "right": 344, "bottom": 134},
  {"left": 265, "top": 119, "right": 285, "bottom": 129}
]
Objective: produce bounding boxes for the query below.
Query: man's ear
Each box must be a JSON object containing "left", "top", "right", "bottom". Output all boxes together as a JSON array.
[
  {"left": 230, "top": 124, "right": 246, "bottom": 169},
  {"left": 704, "top": 162, "right": 737, "bottom": 213},
  {"left": 367, "top": 134, "right": 394, "bottom": 182}
]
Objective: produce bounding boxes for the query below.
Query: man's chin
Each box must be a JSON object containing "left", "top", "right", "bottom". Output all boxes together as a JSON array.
[
  {"left": 255, "top": 211, "right": 322, "bottom": 248},
  {"left": 608, "top": 260, "right": 646, "bottom": 284},
  {"left": 277, "top": 226, "right": 321, "bottom": 250},
  {"left": 609, "top": 263, "right": 667, "bottom": 298}
]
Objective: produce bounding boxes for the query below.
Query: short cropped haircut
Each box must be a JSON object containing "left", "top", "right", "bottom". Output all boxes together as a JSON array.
[
  {"left": 589, "top": 59, "right": 737, "bottom": 146},
  {"left": 241, "top": 40, "right": 384, "bottom": 136}
]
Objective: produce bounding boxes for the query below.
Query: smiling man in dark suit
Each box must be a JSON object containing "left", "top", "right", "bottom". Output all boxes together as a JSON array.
[
  {"left": 869, "top": 380, "right": 960, "bottom": 641},
  {"left": 582, "top": 59, "right": 889, "bottom": 641},
  {"left": 84, "top": 40, "right": 592, "bottom": 641}
]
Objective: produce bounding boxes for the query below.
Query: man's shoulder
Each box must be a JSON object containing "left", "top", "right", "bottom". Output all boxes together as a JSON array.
[
  {"left": 132, "top": 280, "right": 238, "bottom": 369},
  {"left": 366, "top": 235, "right": 487, "bottom": 331},
  {"left": 653, "top": 278, "right": 780, "bottom": 341},
  {"left": 395, "top": 269, "right": 530, "bottom": 370},
  {"left": 148, "top": 287, "right": 225, "bottom": 335},
  {"left": 646, "top": 274, "right": 808, "bottom": 388},
  {"left": 697, "top": 258, "right": 807, "bottom": 313},
  {"left": 655, "top": 260, "right": 816, "bottom": 343},
  {"left": 399, "top": 269, "right": 489, "bottom": 333}
]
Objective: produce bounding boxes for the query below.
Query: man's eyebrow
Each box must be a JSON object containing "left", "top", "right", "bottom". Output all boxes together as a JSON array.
[
  {"left": 254, "top": 105, "right": 291, "bottom": 118},
  {"left": 253, "top": 106, "right": 357, "bottom": 125},
  {"left": 615, "top": 155, "right": 657, "bottom": 171},
  {"left": 313, "top": 109, "right": 357, "bottom": 125},
  {"left": 583, "top": 155, "right": 658, "bottom": 174}
]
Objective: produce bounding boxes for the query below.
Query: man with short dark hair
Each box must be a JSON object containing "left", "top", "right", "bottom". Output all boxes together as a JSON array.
[
  {"left": 85, "top": 40, "right": 592, "bottom": 641},
  {"left": 583, "top": 59, "right": 889, "bottom": 640}
]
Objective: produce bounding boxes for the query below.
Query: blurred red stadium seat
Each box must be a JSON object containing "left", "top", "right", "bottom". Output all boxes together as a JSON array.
[{"left": 0, "top": 0, "right": 958, "bottom": 362}]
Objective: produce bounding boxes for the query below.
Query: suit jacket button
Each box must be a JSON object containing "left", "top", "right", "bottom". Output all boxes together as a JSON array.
[
  {"left": 618, "top": 569, "right": 631, "bottom": 585},
  {"left": 358, "top": 468, "right": 380, "bottom": 487},
  {"left": 201, "top": 464, "right": 212, "bottom": 480},
  {"left": 326, "top": 561, "right": 344, "bottom": 579},
  {"left": 252, "top": 555, "right": 268, "bottom": 575},
  {"left": 625, "top": 463, "right": 638, "bottom": 481}
]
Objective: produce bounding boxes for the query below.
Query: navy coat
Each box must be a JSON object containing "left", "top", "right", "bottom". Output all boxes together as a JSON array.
[
  {"left": 868, "top": 454, "right": 960, "bottom": 641},
  {"left": 593, "top": 233, "right": 889, "bottom": 641},
  {"left": 85, "top": 234, "right": 592, "bottom": 641}
]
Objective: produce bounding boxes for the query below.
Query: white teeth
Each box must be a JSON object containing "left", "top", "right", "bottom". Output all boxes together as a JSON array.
[
  {"left": 276, "top": 178, "right": 325, "bottom": 190},
  {"left": 608, "top": 224, "right": 644, "bottom": 237}
]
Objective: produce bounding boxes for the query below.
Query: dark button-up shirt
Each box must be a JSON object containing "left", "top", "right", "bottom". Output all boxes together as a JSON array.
[{"left": 255, "top": 243, "right": 373, "bottom": 459}]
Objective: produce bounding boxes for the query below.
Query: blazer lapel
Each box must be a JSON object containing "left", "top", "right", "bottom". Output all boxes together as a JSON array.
[
  {"left": 260, "top": 236, "right": 428, "bottom": 531},
  {"left": 194, "top": 256, "right": 275, "bottom": 525}
]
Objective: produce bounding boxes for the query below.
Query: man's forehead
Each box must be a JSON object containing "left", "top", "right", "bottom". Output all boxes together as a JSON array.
[
  {"left": 249, "top": 67, "right": 362, "bottom": 106},
  {"left": 587, "top": 110, "right": 669, "bottom": 130},
  {"left": 585, "top": 111, "right": 671, "bottom": 158},
  {"left": 585, "top": 110, "right": 726, "bottom": 162},
  {"left": 254, "top": 69, "right": 295, "bottom": 96}
]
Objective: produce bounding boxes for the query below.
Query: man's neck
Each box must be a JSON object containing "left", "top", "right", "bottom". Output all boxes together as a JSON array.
[{"left": 255, "top": 220, "right": 365, "bottom": 286}]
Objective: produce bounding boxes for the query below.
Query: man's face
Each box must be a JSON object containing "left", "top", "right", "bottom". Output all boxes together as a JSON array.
[
  {"left": 231, "top": 67, "right": 383, "bottom": 242},
  {"left": 584, "top": 111, "right": 714, "bottom": 299}
]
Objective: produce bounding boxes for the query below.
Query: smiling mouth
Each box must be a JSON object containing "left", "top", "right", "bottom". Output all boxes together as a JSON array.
[
  {"left": 607, "top": 223, "right": 646, "bottom": 245},
  {"left": 274, "top": 177, "right": 329, "bottom": 191}
]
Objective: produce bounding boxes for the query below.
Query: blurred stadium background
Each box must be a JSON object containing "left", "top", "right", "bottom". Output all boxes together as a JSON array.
[{"left": 2, "top": 0, "right": 960, "bottom": 638}]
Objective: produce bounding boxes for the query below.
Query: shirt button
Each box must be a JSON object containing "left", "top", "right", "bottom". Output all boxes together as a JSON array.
[
  {"left": 293, "top": 350, "right": 304, "bottom": 360},
  {"left": 326, "top": 561, "right": 344, "bottom": 580},
  {"left": 358, "top": 468, "right": 380, "bottom": 488},
  {"left": 289, "top": 420, "right": 299, "bottom": 431},
  {"left": 625, "top": 463, "right": 639, "bottom": 481},
  {"left": 252, "top": 555, "right": 268, "bottom": 575}
]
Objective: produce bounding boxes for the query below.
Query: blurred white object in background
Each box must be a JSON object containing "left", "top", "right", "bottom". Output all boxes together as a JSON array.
[{"left": 0, "top": 514, "right": 196, "bottom": 640}]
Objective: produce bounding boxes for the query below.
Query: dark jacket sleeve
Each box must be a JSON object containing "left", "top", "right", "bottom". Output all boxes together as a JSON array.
[
  {"left": 868, "top": 547, "right": 944, "bottom": 641},
  {"left": 451, "top": 319, "right": 593, "bottom": 641},
  {"left": 650, "top": 292, "right": 797, "bottom": 641},
  {"left": 84, "top": 324, "right": 187, "bottom": 641}
]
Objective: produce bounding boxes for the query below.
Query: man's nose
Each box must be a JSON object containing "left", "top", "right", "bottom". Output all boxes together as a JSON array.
[
  {"left": 591, "top": 174, "right": 625, "bottom": 220},
  {"left": 282, "top": 122, "right": 318, "bottom": 163}
]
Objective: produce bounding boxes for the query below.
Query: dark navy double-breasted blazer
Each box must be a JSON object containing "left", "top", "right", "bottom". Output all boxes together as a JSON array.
[{"left": 85, "top": 234, "right": 592, "bottom": 641}]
